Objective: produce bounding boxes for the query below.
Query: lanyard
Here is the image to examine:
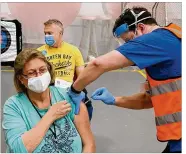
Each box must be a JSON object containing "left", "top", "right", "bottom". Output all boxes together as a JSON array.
[{"left": 26, "top": 91, "right": 57, "bottom": 139}]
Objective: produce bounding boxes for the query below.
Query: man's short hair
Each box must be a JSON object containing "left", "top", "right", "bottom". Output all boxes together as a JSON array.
[
  {"left": 44, "top": 19, "right": 64, "bottom": 33},
  {"left": 113, "top": 7, "right": 158, "bottom": 35}
]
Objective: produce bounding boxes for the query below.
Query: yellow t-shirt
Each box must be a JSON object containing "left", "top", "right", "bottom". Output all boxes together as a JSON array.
[{"left": 37, "top": 42, "right": 84, "bottom": 82}]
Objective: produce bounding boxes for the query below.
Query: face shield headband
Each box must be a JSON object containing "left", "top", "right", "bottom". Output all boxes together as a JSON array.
[{"left": 114, "top": 10, "right": 152, "bottom": 38}]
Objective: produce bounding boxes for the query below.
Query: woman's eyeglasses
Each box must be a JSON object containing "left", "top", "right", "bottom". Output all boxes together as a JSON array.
[{"left": 22, "top": 66, "right": 48, "bottom": 79}]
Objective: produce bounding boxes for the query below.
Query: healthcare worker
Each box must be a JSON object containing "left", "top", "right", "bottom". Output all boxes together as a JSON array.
[{"left": 67, "top": 7, "right": 182, "bottom": 153}]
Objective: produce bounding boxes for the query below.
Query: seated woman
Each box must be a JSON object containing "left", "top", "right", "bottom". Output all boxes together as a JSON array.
[{"left": 2, "top": 48, "right": 95, "bottom": 153}]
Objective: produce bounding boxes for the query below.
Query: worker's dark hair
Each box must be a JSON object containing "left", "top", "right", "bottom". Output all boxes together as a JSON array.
[{"left": 113, "top": 6, "right": 158, "bottom": 35}]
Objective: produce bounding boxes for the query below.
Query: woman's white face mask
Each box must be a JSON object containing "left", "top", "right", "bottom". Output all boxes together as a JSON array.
[{"left": 28, "top": 71, "right": 51, "bottom": 93}]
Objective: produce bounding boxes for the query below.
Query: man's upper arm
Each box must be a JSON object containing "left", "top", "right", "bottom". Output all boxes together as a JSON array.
[{"left": 94, "top": 50, "right": 134, "bottom": 71}]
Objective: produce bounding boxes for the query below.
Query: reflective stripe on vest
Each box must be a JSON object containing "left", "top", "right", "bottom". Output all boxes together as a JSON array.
[
  {"left": 150, "top": 79, "right": 181, "bottom": 96},
  {"left": 155, "top": 111, "right": 181, "bottom": 126}
]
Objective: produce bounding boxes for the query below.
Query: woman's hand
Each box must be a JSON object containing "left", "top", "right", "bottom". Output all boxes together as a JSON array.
[
  {"left": 48, "top": 101, "right": 71, "bottom": 121},
  {"left": 20, "top": 101, "right": 71, "bottom": 153}
]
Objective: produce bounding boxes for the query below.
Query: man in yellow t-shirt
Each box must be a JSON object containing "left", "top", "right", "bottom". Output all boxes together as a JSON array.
[
  {"left": 38, "top": 41, "right": 84, "bottom": 83},
  {"left": 37, "top": 19, "right": 93, "bottom": 120}
]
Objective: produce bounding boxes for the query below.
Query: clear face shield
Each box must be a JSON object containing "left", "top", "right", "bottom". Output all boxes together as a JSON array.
[
  {"left": 115, "top": 37, "right": 125, "bottom": 46},
  {"left": 114, "top": 10, "right": 152, "bottom": 45}
]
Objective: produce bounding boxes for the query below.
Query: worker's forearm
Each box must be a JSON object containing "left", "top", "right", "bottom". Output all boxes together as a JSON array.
[
  {"left": 73, "top": 61, "right": 105, "bottom": 91},
  {"left": 21, "top": 112, "right": 54, "bottom": 152},
  {"left": 75, "top": 66, "right": 84, "bottom": 77},
  {"left": 73, "top": 51, "right": 132, "bottom": 91},
  {"left": 115, "top": 92, "right": 152, "bottom": 109}
]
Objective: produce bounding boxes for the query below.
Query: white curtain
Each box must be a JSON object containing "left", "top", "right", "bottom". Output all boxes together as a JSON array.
[{"left": 1, "top": 2, "right": 181, "bottom": 62}]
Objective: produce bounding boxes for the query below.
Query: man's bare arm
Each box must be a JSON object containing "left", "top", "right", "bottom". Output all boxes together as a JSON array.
[
  {"left": 115, "top": 92, "right": 153, "bottom": 109},
  {"left": 75, "top": 66, "right": 84, "bottom": 77},
  {"left": 73, "top": 50, "right": 134, "bottom": 91}
]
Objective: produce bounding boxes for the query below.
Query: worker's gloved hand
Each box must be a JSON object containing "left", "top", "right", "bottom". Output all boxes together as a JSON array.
[
  {"left": 67, "top": 87, "right": 85, "bottom": 114},
  {"left": 91, "top": 87, "right": 115, "bottom": 105}
]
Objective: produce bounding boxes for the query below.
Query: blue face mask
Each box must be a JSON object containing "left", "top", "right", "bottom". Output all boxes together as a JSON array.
[{"left": 45, "top": 35, "right": 55, "bottom": 46}]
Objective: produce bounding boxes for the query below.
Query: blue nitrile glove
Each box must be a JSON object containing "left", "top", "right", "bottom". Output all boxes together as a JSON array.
[
  {"left": 67, "top": 87, "right": 85, "bottom": 115},
  {"left": 91, "top": 87, "right": 115, "bottom": 105}
]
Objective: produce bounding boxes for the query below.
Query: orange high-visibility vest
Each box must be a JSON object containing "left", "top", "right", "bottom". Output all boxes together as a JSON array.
[{"left": 146, "top": 23, "right": 181, "bottom": 141}]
